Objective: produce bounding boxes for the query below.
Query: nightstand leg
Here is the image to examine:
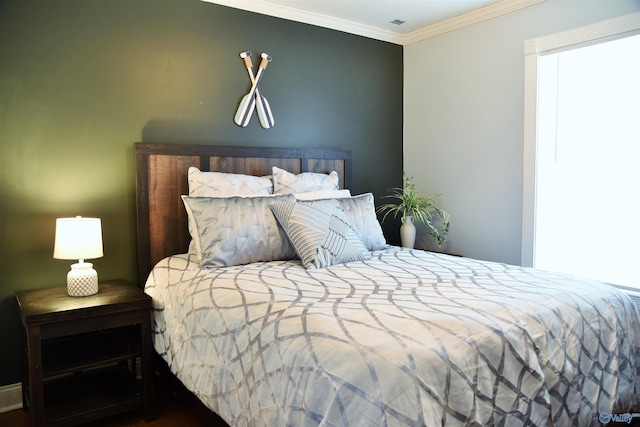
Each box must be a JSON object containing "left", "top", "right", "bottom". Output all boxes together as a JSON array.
[
  {"left": 141, "top": 313, "right": 156, "bottom": 421},
  {"left": 19, "top": 317, "right": 28, "bottom": 410},
  {"left": 26, "top": 325, "right": 45, "bottom": 427}
]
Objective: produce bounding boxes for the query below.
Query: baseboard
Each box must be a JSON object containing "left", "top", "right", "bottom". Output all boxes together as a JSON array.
[{"left": 0, "top": 382, "right": 22, "bottom": 414}]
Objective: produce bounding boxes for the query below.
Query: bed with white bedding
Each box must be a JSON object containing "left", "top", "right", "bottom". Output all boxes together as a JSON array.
[
  {"left": 135, "top": 142, "right": 640, "bottom": 426},
  {"left": 145, "top": 249, "right": 640, "bottom": 426}
]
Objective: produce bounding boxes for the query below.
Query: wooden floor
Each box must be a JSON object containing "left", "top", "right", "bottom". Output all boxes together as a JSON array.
[{"left": 0, "top": 373, "right": 225, "bottom": 427}]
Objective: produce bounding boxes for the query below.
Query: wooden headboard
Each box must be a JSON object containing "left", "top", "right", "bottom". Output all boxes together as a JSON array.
[{"left": 134, "top": 142, "right": 352, "bottom": 286}]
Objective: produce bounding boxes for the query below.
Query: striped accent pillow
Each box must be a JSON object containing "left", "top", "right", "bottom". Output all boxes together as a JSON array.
[
  {"left": 302, "top": 193, "right": 387, "bottom": 251},
  {"left": 270, "top": 199, "right": 371, "bottom": 269}
]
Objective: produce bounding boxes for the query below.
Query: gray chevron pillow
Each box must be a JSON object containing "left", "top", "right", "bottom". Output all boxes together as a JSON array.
[{"left": 270, "top": 199, "right": 371, "bottom": 269}]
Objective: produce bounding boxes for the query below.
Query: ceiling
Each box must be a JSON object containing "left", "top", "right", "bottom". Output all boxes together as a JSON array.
[
  {"left": 260, "top": 0, "right": 502, "bottom": 34},
  {"left": 202, "top": 0, "right": 544, "bottom": 45}
]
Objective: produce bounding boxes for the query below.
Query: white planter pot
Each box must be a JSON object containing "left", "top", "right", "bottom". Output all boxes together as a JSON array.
[{"left": 400, "top": 215, "right": 416, "bottom": 248}]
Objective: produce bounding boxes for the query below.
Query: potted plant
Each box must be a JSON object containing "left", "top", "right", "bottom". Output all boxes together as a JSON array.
[{"left": 377, "top": 174, "right": 451, "bottom": 249}]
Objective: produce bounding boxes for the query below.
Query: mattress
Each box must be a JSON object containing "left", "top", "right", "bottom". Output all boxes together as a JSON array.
[{"left": 144, "top": 247, "right": 640, "bottom": 426}]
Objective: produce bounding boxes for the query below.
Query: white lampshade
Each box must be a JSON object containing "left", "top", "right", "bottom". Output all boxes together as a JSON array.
[
  {"left": 54, "top": 217, "right": 103, "bottom": 260},
  {"left": 54, "top": 216, "right": 103, "bottom": 296}
]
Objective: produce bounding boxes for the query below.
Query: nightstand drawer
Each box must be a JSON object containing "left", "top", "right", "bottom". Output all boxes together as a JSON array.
[{"left": 38, "top": 310, "right": 146, "bottom": 341}]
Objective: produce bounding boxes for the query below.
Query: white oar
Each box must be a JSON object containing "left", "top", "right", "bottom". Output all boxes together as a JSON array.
[
  {"left": 241, "top": 52, "right": 274, "bottom": 129},
  {"left": 234, "top": 53, "right": 271, "bottom": 127},
  {"left": 241, "top": 52, "right": 275, "bottom": 129}
]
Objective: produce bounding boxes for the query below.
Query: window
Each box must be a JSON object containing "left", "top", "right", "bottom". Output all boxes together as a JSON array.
[{"left": 522, "top": 12, "right": 640, "bottom": 288}]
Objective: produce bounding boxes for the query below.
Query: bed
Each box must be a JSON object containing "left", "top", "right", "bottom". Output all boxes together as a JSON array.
[{"left": 135, "top": 142, "right": 640, "bottom": 426}]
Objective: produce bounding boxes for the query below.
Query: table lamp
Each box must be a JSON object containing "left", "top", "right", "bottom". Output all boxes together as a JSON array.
[{"left": 53, "top": 216, "right": 104, "bottom": 296}]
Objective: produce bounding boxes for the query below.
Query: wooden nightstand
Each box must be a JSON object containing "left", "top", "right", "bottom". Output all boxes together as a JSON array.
[{"left": 15, "top": 279, "right": 155, "bottom": 427}]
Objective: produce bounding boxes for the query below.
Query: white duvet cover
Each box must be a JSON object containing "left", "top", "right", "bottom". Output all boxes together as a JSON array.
[{"left": 144, "top": 247, "right": 640, "bottom": 426}]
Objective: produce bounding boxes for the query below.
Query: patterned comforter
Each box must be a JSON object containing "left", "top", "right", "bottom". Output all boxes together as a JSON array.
[{"left": 144, "top": 247, "right": 640, "bottom": 426}]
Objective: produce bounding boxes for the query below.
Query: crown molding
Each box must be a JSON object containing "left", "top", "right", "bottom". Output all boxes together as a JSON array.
[
  {"left": 201, "top": 0, "right": 547, "bottom": 46},
  {"left": 201, "top": 0, "right": 404, "bottom": 44},
  {"left": 403, "top": 0, "right": 547, "bottom": 45}
]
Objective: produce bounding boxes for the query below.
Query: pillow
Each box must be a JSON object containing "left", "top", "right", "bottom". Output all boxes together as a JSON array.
[
  {"left": 272, "top": 166, "right": 339, "bottom": 194},
  {"left": 293, "top": 189, "right": 351, "bottom": 201},
  {"left": 182, "top": 194, "right": 297, "bottom": 268},
  {"left": 188, "top": 167, "right": 273, "bottom": 197},
  {"left": 270, "top": 199, "right": 371, "bottom": 269},
  {"left": 303, "top": 193, "right": 386, "bottom": 251}
]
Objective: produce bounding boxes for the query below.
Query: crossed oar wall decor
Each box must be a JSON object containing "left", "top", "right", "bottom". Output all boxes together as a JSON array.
[{"left": 234, "top": 51, "right": 275, "bottom": 129}]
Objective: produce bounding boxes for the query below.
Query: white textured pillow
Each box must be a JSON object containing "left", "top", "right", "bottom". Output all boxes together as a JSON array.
[
  {"left": 188, "top": 167, "right": 273, "bottom": 196},
  {"left": 303, "top": 193, "right": 387, "bottom": 251},
  {"left": 272, "top": 166, "right": 339, "bottom": 194},
  {"left": 270, "top": 199, "right": 371, "bottom": 269},
  {"left": 293, "top": 189, "right": 351, "bottom": 201},
  {"left": 182, "top": 194, "right": 297, "bottom": 268}
]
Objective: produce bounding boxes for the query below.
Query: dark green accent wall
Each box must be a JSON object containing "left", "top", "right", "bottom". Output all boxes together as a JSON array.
[{"left": 0, "top": 0, "right": 402, "bottom": 385}]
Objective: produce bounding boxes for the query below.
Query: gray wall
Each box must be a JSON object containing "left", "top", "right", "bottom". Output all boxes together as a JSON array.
[
  {"left": 0, "top": 0, "right": 403, "bottom": 386},
  {"left": 404, "top": 0, "right": 640, "bottom": 264}
]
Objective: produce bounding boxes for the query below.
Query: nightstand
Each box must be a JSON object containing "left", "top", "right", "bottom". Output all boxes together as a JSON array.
[{"left": 15, "top": 279, "right": 155, "bottom": 427}]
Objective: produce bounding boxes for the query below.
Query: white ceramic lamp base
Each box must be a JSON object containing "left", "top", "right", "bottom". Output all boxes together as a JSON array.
[{"left": 67, "top": 262, "right": 99, "bottom": 297}]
